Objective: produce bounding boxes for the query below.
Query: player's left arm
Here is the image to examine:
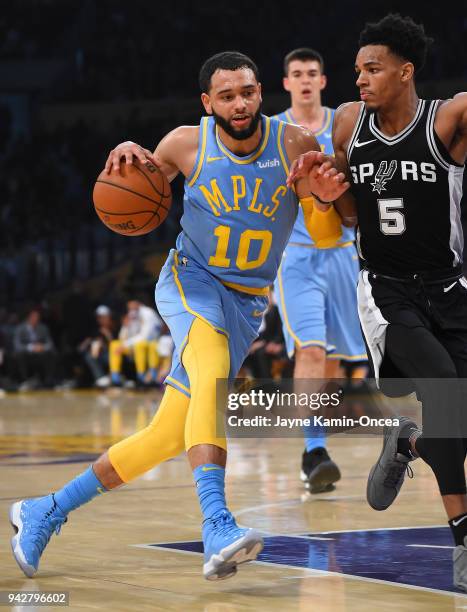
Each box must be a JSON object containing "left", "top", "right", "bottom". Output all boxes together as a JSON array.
[
  {"left": 284, "top": 124, "right": 349, "bottom": 247},
  {"left": 435, "top": 92, "right": 467, "bottom": 164}
]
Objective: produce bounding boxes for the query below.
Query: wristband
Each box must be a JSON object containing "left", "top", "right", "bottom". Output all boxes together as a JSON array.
[{"left": 310, "top": 192, "right": 334, "bottom": 205}]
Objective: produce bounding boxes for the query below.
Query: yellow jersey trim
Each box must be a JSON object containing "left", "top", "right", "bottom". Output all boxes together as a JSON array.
[
  {"left": 215, "top": 116, "right": 271, "bottom": 164},
  {"left": 314, "top": 107, "right": 332, "bottom": 137},
  {"left": 172, "top": 253, "right": 230, "bottom": 338},
  {"left": 221, "top": 280, "right": 269, "bottom": 296},
  {"left": 327, "top": 353, "right": 367, "bottom": 361},
  {"left": 277, "top": 121, "right": 289, "bottom": 175},
  {"left": 283, "top": 107, "right": 332, "bottom": 137},
  {"left": 287, "top": 240, "right": 355, "bottom": 249},
  {"left": 187, "top": 117, "right": 208, "bottom": 187},
  {"left": 315, "top": 239, "right": 354, "bottom": 251},
  {"left": 286, "top": 338, "right": 329, "bottom": 359},
  {"left": 300, "top": 339, "right": 328, "bottom": 348},
  {"left": 165, "top": 376, "right": 191, "bottom": 397}
]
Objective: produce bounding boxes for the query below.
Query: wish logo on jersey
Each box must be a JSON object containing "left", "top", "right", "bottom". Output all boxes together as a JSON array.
[{"left": 256, "top": 158, "right": 280, "bottom": 169}]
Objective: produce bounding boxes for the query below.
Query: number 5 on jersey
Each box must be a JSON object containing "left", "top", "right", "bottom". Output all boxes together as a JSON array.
[
  {"left": 209, "top": 225, "right": 272, "bottom": 270},
  {"left": 378, "top": 198, "right": 406, "bottom": 236}
]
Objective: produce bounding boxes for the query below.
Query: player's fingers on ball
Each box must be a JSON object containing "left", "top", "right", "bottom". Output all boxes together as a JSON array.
[
  {"left": 112, "top": 153, "right": 122, "bottom": 173},
  {"left": 142, "top": 148, "right": 156, "bottom": 163},
  {"left": 133, "top": 146, "right": 149, "bottom": 164},
  {"left": 124, "top": 152, "right": 134, "bottom": 165}
]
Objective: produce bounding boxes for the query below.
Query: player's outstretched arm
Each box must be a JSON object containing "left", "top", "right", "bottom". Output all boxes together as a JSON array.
[
  {"left": 284, "top": 125, "right": 346, "bottom": 247},
  {"left": 104, "top": 126, "right": 199, "bottom": 182},
  {"left": 330, "top": 103, "right": 361, "bottom": 226},
  {"left": 435, "top": 92, "right": 467, "bottom": 164},
  {"left": 285, "top": 124, "right": 350, "bottom": 204}
]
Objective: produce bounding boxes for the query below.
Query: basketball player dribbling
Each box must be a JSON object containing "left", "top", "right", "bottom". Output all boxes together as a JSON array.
[
  {"left": 289, "top": 14, "right": 467, "bottom": 589},
  {"left": 9, "top": 52, "right": 349, "bottom": 582}
]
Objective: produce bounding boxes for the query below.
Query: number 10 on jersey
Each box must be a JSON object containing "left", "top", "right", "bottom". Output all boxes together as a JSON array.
[{"left": 209, "top": 225, "right": 272, "bottom": 270}]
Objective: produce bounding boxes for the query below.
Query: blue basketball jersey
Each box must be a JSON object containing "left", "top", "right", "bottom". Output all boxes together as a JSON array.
[
  {"left": 176, "top": 115, "right": 298, "bottom": 294},
  {"left": 275, "top": 107, "right": 354, "bottom": 245}
]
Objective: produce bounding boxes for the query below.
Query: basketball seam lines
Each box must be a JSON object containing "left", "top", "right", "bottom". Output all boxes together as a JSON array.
[
  {"left": 133, "top": 163, "right": 171, "bottom": 200},
  {"left": 95, "top": 179, "right": 169, "bottom": 212}
]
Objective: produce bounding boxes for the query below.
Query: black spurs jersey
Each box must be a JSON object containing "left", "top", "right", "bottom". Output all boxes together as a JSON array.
[{"left": 348, "top": 99, "right": 465, "bottom": 276}]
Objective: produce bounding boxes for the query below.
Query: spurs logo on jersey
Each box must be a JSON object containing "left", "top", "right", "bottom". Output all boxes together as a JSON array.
[
  {"left": 347, "top": 99, "right": 465, "bottom": 276},
  {"left": 370, "top": 160, "right": 397, "bottom": 194},
  {"left": 350, "top": 160, "right": 437, "bottom": 188}
]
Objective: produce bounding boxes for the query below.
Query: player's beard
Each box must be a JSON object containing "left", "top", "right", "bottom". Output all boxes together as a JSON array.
[{"left": 212, "top": 106, "right": 262, "bottom": 141}]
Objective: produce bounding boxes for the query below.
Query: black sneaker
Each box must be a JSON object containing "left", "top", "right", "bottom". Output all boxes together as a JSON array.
[
  {"left": 366, "top": 416, "right": 416, "bottom": 511},
  {"left": 300, "top": 447, "right": 341, "bottom": 493}
]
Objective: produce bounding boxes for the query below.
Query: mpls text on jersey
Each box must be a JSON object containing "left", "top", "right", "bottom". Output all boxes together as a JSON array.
[{"left": 198, "top": 175, "right": 288, "bottom": 221}]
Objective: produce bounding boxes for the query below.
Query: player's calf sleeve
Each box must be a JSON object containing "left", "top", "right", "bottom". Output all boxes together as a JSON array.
[
  {"left": 415, "top": 436, "right": 467, "bottom": 495},
  {"left": 108, "top": 385, "right": 189, "bottom": 482},
  {"left": 183, "top": 318, "right": 229, "bottom": 451},
  {"left": 54, "top": 466, "right": 107, "bottom": 515}
]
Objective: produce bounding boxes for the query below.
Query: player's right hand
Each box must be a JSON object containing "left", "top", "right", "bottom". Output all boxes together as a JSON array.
[
  {"left": 286, "top": 150, "right": 326, "bottom": 186},
  {"left": 105, "top": 141, "right": 157, "bottom": 175}
]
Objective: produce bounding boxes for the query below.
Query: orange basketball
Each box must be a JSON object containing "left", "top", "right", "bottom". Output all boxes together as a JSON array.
[{"left": 93, "top": 159, "right": 172, "bottom": 236}]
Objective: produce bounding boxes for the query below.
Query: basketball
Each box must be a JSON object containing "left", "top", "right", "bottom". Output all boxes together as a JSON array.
[{"left": 93, "top": 159, "right": 172, "bottom": 236}]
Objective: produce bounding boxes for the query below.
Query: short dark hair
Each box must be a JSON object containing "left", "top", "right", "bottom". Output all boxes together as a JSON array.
[
  {"left": 199, "top": 51, "right": 259, "bottom": 93},
  {"left": 283, "top": 48, "right": 324, "bottom": 76},
  {"left": 359, "top": 13, "right": 432, "bottom": 73}
]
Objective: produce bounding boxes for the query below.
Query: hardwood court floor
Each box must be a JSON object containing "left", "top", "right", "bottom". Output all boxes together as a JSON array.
[{"left": 0, "top": 390, "right": 465, "bottom": 611}]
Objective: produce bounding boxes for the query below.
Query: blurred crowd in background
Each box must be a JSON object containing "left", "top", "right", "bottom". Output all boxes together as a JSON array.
[
  {"left": 0, "top": 286, "right": 304, "bottom": 392},
  {"left": 0, "top": 1, "right": 465, "bottom": 393}
]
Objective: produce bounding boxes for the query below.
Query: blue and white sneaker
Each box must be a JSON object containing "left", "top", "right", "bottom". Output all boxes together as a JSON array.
[
  {"left": 9, "top": 494, "right": 66, "bottom": 577},
  {"left": 202, "top": 510, "right": 263, "bottom": 581}
]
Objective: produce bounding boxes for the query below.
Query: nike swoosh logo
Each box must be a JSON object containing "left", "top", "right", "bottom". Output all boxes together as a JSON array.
[
  {"left": 201, "top": 466, "right": 223, "bottom": 472},
  {"left": 443, "top": 281, "right": 457, "bottom": 293},
  {"left": 452, "top": 515, "right": 467, "bottom": 527},
  {"left": 206, "top": 156, "right": 226, "bottom": 162},
  {"left": 354, "top": 139, "right": 377, "bottom": 148},
  {"left": 252, "top": 310, "right": 264, "bottom": 317}
]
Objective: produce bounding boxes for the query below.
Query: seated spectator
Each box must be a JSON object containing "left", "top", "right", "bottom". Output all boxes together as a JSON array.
[
  {"left": 13, "top": 308, "right": 56, "bottom": 390},
  {"left": 79, "top": 305, "right": 116, "bottom": 388},
  {"left": 109, "top": 300, "right": 162, "bottom": 387}
]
